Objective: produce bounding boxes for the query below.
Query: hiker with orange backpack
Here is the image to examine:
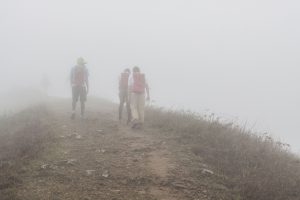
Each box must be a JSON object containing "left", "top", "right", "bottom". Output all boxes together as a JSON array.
[
  {"left": 70, "top": 57, "right": 89, "bottom": 119},
  {"left": 118, "top": 68, "right": 131, "bottom": 124},
  {"left": 129, "top": 66, "right": 150, "bottom": 128}
]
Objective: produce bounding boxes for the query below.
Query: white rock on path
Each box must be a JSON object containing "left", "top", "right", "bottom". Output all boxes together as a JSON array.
[
  {"left": 86, "top": 170, "right": 96, "bottom": 176},
  {"left": 201, "top": 168, "right": 214, "bottom": 175}
]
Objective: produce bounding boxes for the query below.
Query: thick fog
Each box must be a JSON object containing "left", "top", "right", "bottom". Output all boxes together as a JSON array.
[{"left": 0, "top": 1, "right": 299, "bottom": 151}]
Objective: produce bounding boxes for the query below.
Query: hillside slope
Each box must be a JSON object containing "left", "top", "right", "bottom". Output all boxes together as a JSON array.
[{"left": 0, "top": 98, "right": 300, "bottom": 200}]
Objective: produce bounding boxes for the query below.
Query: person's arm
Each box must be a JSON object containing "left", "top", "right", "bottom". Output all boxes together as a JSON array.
[
  {"left": 128, "top": 75, "right": 133, "bottom": 91},
  {"left": 145, "top": 79, "right": 150, "bottom": 101},
  {"left": 118, "top": 75, "right": 121, "bottom": 90},
  {"left": 86, "top": 79, "right": 89, "bottom": 94},
  {"left": 70, "top": 67, "right": 74, "bottom": 87},
  {"left": 85, "top": 68, "right": 89, "bottom": 94}
]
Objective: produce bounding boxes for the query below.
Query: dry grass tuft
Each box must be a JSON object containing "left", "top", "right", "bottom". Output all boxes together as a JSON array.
[
  {"left": 0, "top": 105, "right": 54, "bottom": 200},
  {"left": 146, "top": 106, "right": 300, "bottom": 200}
]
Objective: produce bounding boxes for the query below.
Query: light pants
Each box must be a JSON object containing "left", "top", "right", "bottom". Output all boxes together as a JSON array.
[{"left": 130, "top": 92, "right": 145, "bottom": 123}]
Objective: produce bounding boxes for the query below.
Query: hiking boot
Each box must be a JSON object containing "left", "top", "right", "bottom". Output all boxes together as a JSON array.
[
  {"left": 131, "top": 119, "right": 140, "bottom": 129},
  {"left": 131, "top": 123, "right": 137, "bottom": 129},
  {"left": 135, "top": 122, "right": 144, "bottom": 129}
]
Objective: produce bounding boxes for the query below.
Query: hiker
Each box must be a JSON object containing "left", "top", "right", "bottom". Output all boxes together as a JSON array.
[
  {"left": 129, "top": 66, "right": 150, "bottom": 128},
  {"left": 118, "top": 68, "right": 131, "bottom": 124},
  {"left": 70, "top": 57, "right": 89, "bottom": 119}
]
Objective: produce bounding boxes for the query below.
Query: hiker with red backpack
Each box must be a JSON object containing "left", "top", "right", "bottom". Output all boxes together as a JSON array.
[
  {"left": 119, "top": 68, "right": 131, "bottom": 124},
  {"left": 129, "top": 66, "right": 150, "bottom": 128},
  {"left": 70, "top": 57, "right": 89, "bottom": 119}
]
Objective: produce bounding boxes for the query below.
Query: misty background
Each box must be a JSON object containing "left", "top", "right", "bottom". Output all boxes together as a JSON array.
[{"left": 0, "top": 1, "right": 299, "bottom": 151}]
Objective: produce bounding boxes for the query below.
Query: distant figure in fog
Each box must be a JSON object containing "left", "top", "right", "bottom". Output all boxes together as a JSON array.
[
  {"left": 129, "top": 66, "right": 150, "bottom": 128},
  {"left": 70, "top": 57, "right": 89, "bottom": 119},
  {"left": 118, "top": 68, "right": 131, "bottom": 124}
]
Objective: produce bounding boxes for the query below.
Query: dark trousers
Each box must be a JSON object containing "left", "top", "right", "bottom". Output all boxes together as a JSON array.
[
  {"left": 72, "top": 86, "right": 87, "bottom": 116},
  {"left": 119, "top": 90, "right": 131, "bottom": 123}
]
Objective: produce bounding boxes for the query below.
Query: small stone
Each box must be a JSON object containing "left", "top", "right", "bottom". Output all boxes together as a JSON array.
[
  {"left": 75, "top": 135, "right": 82, "bottom": 139},
  {"left": 102, "top": 170, "right": 109, "bottom": 178},
  {"left": 41, "top": 164, "right": 49, "bottom": 169},
  {"left": 86, "top": 170, "right": 96, "bottom": 176},
  {"left": 67, "top": 159, "right": 77, "bottom": 165},
  {"left": 101, "top": 149, "right": 106, "bottom": 153},
  {"left": 171, "top": 181, "right": 189, "bottom": 189},
  {"left": 202, "top": 169, "right": 214, "bottom": 175},
  {"left": 96, "top": 149, "right": 106, "bottom": 153}
]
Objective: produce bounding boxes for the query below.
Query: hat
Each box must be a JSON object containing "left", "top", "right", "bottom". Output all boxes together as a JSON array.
[{"left": 77, "top": 57, "right": 87, "bottom": 65}]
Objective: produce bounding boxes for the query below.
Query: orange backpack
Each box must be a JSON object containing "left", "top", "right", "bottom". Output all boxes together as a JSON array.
[
  {"left": 131, "top": 72, "right": 145, "bottom": 93},
  {"left": 119, "top": 72, "right": 129, "bottom": 90},
  {"left": 73, "top": 66, "right": 86, "bottom": 86}
]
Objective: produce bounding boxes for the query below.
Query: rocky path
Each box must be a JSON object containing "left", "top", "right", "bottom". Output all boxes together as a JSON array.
[{"left": 15, "top": 103, "right": 191, "bottom": 200}]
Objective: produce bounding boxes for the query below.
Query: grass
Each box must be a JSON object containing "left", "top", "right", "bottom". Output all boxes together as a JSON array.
[
  {"left": 146, "top": 106, "right": 300, "bottom": 200},
  {"left": 0, "top": 105, "right": 54, "bottom": 200},
  {"left": 1, "top": 101, "right": 299, "bottom": 199}
]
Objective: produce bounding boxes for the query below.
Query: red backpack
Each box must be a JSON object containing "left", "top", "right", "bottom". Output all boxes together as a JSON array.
[
  {"left": 131, "top": 72, "right": 146, "bottom": 93},
  {"left": 119, "top": 72, "right": 129, "bottom": 90},
  {"left": 73, "top": 66, "right": 86, "bottom": 86}
]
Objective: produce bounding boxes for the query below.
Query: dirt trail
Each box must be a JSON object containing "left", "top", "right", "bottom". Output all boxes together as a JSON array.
[{"left": 16, "top": 101, "right": 213, "bottom": 200}]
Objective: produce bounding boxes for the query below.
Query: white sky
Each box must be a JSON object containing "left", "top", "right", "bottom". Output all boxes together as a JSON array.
[{"left": 0, "top": 0, "right": 299, "bottom": 151}]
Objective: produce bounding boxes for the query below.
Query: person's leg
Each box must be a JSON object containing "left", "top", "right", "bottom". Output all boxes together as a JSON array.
[
  {"left": 119, "top": 91, "right": 125, "bottom": 121},
  {"left": 72, "top": 100, "right": 77, "bottom": 111},
  {"left": 138, "top": 93, "right": 145, "bottom": 124},
  {"left": 71, "top": 86, "right": 79, "bottom": 119},
  {"left": 136, "top": 94, "right": 141, "bottom": 122},
  {"left": 126, "top": 99, "right": 132, "bottom": 124},
  {"left": 80, "top": 101, "right": 85, "bottom": 116},
  {"left": 124, "top": 91, "right": 131, "bottom": 124},
  {"left": 130, "top": 93, "right": 139, "bottom": 124},
  {"left": 72, "top": 100, "right": 77, "bottom": 119},
  {"left": 80, "top": 86, "right": 87, "bottom": 118}
]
